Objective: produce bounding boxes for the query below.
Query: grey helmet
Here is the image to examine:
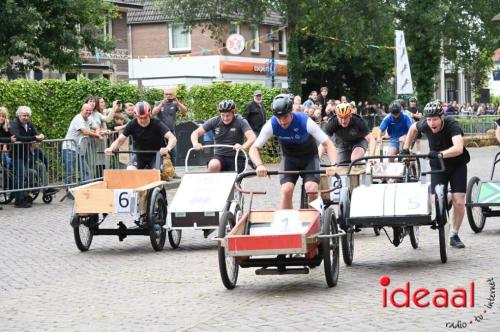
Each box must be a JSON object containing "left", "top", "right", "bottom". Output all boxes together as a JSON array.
[
  {"left": 423, "top": 100, "right": 443, "bottom": 117},
  {"left": 271, "top": 94, "right": 294, "bottom": 116}
]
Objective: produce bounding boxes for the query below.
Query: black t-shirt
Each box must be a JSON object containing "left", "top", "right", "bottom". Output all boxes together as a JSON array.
[
  {"left": 123, "top": 118, "right": 169, "bottom": 158},
  {"left": 155, "top": 101, "right": 179, "bottom": 132},
  {"left": 202, "top": 115, "right": 251, "bottom": 157},
  {"left": 416, "top": 117, "right": 470, "bottom": 167},
  {"left": 324, "top": 114, "right": 369, "bottom": 145},
  {"left": 408, "top": 106, "right": 420, "bottom": 115}
]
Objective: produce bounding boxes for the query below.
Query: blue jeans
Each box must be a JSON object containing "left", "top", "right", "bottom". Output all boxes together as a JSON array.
[
  {"left": 12, "top": 157, "right": 28, "bottom": 204},
  {"left": 63, "top": 149, "right": 90, "bottom": 186}
]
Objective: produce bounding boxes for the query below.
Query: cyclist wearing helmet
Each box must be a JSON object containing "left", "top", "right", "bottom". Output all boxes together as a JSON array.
[
  {"left": 402, "top": 100, "right": 470, "bottom": 249},
  {"left": 105, "top": 101, "right": 177, "bottom": 170},
  {"left": 321, "top": 102, "right": 376, "bottom": 164},
  {"left": 249, "top": 94, "right": 337, "bottom": 209},
  {"left": 191, "top": 100, "right": 255, "bottom": 173},
  {"left": 377, "top": 100, "right": 413, "bottom": 157}
]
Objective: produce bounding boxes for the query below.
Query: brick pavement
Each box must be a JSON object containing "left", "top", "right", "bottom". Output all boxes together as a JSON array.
[{"left": 0, "top": 146, "right": 499, "bottom": 331}]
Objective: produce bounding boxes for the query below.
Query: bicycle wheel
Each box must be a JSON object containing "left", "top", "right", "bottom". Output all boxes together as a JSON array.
[
  {"left": 147, "top": 188, "right": 167, "bottom": 251},
  {"left": 73, "top": 214, "right": 97, "bottom": 252},
  {"left": 466, "top": 177, "right": 486, "bottom": 233},
  {"left": 409, "top": 226, "right": 419, "bottom": 249},
  {"left": 218, "top": 211, "right": 238, "bottom": 289},
  {"left": 322, "top": 206, "right": 339, "bottom": 287}
]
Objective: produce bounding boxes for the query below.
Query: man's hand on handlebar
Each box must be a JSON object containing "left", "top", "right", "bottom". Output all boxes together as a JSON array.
[
  {"left": 233, "top": 143, "right": 243, "bottom": 150},
  {"left": 428, "top": 150, "right": 443, "bottom": 159},
  {"left": 256, "top": 164, "right": 268, "bottom": 177},
  {"left": 192, "top": 142, "right": 203, "bottom": 151},
  {"left": 325, "top": 166, "right": 336, "bottom": 176}
]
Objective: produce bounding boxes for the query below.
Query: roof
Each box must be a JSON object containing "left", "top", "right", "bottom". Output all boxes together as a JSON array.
[
  {"left": 109, "top": 0, "right": 144, "bottom": 10},
  {"left": 493, "top": 48, "right": 500, "bottom": 62},
  {"left": 127, "top": 0, "right": 284, "bottom": 26},
  {"left": 493, "top": 13, "right": 500, "bottom": 22}
]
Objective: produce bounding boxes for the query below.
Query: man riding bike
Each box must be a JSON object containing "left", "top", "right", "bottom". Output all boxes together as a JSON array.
[{"left": 377, "top": 100, "right": 413, "bottom": 158}]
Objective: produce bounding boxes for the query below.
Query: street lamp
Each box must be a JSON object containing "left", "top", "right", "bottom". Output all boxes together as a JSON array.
[{"left": 265, "top": 31, "right": 279, "bottom": 88}]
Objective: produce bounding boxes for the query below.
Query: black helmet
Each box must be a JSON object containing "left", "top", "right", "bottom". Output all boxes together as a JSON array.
[
  {"left": 389, "top": 100, "right": 402, "bottom": 114},
  {"left": 271, "top": 94, "right": 293, "bottom": 116},
  {"left": 424, "top": 100, "right": 443, "bottom": 117},
  {"left": 218, "top": 100, "right": 236, "bottom": 113}
]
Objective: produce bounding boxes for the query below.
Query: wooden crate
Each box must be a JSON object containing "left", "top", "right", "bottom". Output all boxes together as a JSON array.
[{"left": 73, "top": 169, "right": 165, "bottom": 214}]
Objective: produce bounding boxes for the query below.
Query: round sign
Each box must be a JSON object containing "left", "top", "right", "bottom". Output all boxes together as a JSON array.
[{"left": 226, "top": 34, "right": 245, "bottom": 55}]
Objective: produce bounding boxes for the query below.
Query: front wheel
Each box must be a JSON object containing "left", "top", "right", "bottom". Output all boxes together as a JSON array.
[
  {"left": 147, "top": 188, "right": 167, "bottom": 251},
  {"left": 322, "top": 206, "right": 340, "bottom": 287},
  {"left": 466, "top": 177, "right": 486, "bottom": 233},
  {"left": 218, "top": 211, "right": 239, "bottom": 289},
  {"left": 436, "top": 186, "right": 449, "bottom": 263},
  {"left": 168, "top": 230, "right": 182, "bottom": 248},
  {"left": 73, "top": 214, "right": 97, "bottom": 252}
]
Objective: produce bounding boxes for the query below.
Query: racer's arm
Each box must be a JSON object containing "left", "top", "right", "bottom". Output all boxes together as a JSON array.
[
  {"left": 377, "top": 116, "right": 389, "bottom": 141},
  {"left": 105, "top": 134, "right": 128, "bottom": 155},
  {"left": 365, "top": 132, "right": 377, "bottom": 156},
  {"left": 235, "top": 129, "right": 256, "bottom": 150},
  {"left": 441, "top": 135, "right": 464, "bottom": 159},
  {"left": 250, "top": 121, "right": 273, "bottom": 177},
  {"left": 190, "top": 126, "right": 206, "bottom": 150},
  {"left": 402, "top": 123, "right": 418, "bottom": 151},
  {"left": 161, "top": 131, "right": 177, "bottom": 156},
  {"left": 307, "top": 118, "right": 336, "bottom": 174}
]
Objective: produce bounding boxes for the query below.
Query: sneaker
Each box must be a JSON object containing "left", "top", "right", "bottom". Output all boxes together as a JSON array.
[
  {"left": 14, "top": 202, "right": 32, "bottom": 208},
  {"left": 450, "top": 234, "right": 465, "bottom": 248}
]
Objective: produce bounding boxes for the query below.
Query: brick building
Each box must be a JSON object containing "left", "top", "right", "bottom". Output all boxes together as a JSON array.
[{"left": 126, "top": 1, "right": 288, "bottom": 88}]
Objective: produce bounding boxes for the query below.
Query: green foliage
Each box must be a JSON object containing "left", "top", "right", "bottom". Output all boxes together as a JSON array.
[
  {"left": 0, "top": 0, "right": 117, "bottom": 76},
  {"left": 0, "top": 79, "right": 281, "bottom": 138}
]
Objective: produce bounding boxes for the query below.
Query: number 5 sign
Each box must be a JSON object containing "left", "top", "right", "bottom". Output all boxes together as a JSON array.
[{"left": 114, "top": 190, "right": 135, "bottom": 213}]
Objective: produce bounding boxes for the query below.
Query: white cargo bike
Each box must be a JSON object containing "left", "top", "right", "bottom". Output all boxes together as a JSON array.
[{"left": 339, "top": 153, "right": 450, "bottom": 264}]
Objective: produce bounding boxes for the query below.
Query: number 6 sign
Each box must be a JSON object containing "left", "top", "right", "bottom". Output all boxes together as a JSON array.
[{"left": 114, "top": 190, "right": 134, "bottom": 213}]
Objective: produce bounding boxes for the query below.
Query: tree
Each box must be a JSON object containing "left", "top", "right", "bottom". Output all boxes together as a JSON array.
[
  {"left": 397, "top": 0, "right": 500, "bottom": 102},
  {"left": 0, "top": 0, "right": 117, "bottom": 78}
]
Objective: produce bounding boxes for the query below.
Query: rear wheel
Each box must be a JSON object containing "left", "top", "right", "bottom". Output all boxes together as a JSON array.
[
  {"left": 147, "top": 188, "right": 167, "bottom": 251},
  {"left": 339, "top": 188, "right": 354, "bottom": 265},
  {"left": 409, "top": 226, "right": 419, "bottom": 249},
  {"left": 466, "top": 177, "right": 486, "bottom": 233},
  {"left": 436, "top": 186, "right": 449, "bottom": 263},
  {"left": 218, "top": 211, "right": 238, "bottom": 289},
  {"left": 168, "top": 230, "right": 182, "bottom": 248},
  {"left": 73, "top": 214, "right": 97, "bottom": 252},
  {"left": 322, "top": 206, "right": 339, "bottom": 287}
]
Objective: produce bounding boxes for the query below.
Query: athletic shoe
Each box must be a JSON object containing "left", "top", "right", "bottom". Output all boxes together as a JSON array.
[{"left": 450, "top": 234, "right": 465, "bottom": 248}]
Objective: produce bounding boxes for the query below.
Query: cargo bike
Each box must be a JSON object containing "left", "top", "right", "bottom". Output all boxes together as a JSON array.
[
  {"left": 70, "top": 151, "right": 177, "bottom": 251},
  {"left": 466, "top": 151, "right": 500, "bottom": 233},
  {"left": 339, "top": 154, "right": 450, "bottom": 264},
  {"left": 217, "top": 169, "right": 344, "bottom": 289},
  {"left": 165, "top": 144, "right": 249, "bottom": 248}
]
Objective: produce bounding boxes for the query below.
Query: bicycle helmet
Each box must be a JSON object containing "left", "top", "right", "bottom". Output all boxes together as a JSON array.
[
  {"left": 134, "top": 101, "right": 151, "bottom": 119},
  {"left": 424, "top": 100, "right": 443, "bottom": 117},
  {"left": 389, "top": 100, "right": 402, "bottom": 114},
  {"left": 218, "top": 100, "right": 236, "bottom": 113},
  {"left": 335, "top": 102, "right": 353, "bottom": 117},
  {"left": 271, "top": 94, "right": 293, "bottom": 116}
]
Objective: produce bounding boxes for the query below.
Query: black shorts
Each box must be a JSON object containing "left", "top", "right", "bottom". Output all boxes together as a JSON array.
[
  {"left": 430, "top": 162, "right": 467, "bottom": 194},
  {"left": 335, "top": 139, "right": 368, "bottom": 164},
  {"left": 130, "top": 154, "right": 157, "bottom": 169},
  {"left": 280, "top": 155, "right": 320, "bottom": 185},
  {"left": 212, "top": 155, "right": 246, "bottom": 173}
]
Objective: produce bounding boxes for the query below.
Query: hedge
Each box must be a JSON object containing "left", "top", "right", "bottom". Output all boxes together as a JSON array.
[{"left": 0, "top": 79, "right": 281, "bottom": 138}]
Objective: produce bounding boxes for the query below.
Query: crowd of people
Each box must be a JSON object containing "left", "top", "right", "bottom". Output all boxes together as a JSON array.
[{"left": 1, "top": 86, "right": 499, "bottom": 252}]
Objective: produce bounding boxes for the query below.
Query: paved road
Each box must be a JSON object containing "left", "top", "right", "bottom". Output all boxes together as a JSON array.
[{"left": 0, "top": 146, "right": 499, "bottom": 331}]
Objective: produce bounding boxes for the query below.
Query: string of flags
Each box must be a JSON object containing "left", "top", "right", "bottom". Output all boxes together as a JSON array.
[{"left": 83, "top": 25, "right": 288, "bottom": 62}]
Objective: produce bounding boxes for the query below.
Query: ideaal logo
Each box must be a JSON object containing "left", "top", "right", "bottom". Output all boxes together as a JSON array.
[{"left": 379, "top": 275, "right": 495, "bottom": 329}]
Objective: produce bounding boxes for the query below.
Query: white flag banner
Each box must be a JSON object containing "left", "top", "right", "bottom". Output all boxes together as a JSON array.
[{"left": 395, "top": 30, "right": 414, "bottom": 95}]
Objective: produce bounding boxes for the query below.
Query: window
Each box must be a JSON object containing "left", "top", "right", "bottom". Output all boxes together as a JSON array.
[
  {"left": 278, "top": 29, "right": 287, "bottom": 55},
  {"left": 169, "top": 23, "right": 191, "bottom": 52},
  {"left": 34, "top": 69, "right": 43, "bottom": 81},
  {"left": 493, "top": 70, "right": 500, "bottom": 81},
  {"left": 250, "top": 26, "right": 259, "bottom": 52},
  {"left": 229, "top": 22, "right": 240, "bottom": 35},
  {"left": 65, "top": 73, "right": 78, "bottom": 81},
  {"left": 103, "top": 19, "right": 112, "bottom": 41}
]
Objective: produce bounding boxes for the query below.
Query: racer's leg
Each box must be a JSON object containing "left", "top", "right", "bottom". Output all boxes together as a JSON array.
[
  {"left": 451, "top": 192, "right": 466, "bottom": 232},
  {"left": 304, "top": 181, "right": 319, "bottom": 202},
  {"left": 280, "top": 182, "right": 295, "bottom": 209},
  {"left": 350, "top": 147, "right": 366, "bottom": 162},
  {"left": 449, "top": 163, "right": 467, "bottom": 247},
  {"left": 207, "top": 158, "right": 223, "bottom": 172}
]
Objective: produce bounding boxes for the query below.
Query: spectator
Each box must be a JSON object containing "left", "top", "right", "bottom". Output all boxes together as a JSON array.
[
  {"left": 303, "top": 90, "right": 318, "bottom": 108},
  {"left": 124, "top": 102, "right": 135, "bottom": 122},
  {"left": 152, "top": 87, "right": 188, "bottom": 165},
  {"left": 293, "top": 95, "right": 302, "bottom": 106},
  {"left": 317, "top": 87, "right": 329, "bottom": 116},
  {"left": 62, "top": 104, "right": 102, "bottom": 198},
  {"left": 292, "top": 104, "right": 303, "bottom": 113},
  {"left": 112, "top": 113, "right": 131, "bottom": 169},
  {"left": 9, "top": 106, "right": 53, "bottom": 208},
  {"left": 0, "top": 106, "right": 15, "bottom": 168},
  {"left": 324, "top": 100, "right": 335, "bottom": 122},
  {"left": 340, "top": 96, "right": 348, "bottom": 103},
  {"left": 242, "top": 90, "right": 267, "bottom": 137}
]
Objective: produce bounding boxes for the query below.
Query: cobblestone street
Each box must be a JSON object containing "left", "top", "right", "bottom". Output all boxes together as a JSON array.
[{"left": 0, "top": 146, "right": 499, "bottom": 331}]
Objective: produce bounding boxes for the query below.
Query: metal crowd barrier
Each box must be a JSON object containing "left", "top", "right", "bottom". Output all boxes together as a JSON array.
[{"left": 446, "top": 114, "right": 498, "bottom": 147}]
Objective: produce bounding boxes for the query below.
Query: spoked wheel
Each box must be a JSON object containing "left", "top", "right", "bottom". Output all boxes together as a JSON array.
[
  {"left": 168, "top": 230, "right": 182, "bottom": 249},
  {"left": 435, "top": 185, "right": 449, "bottom": 263},
  {"left": 147, "top": 188, "right": 167, "bottom": 251},
  {"left": 322, "top": 206, "right": 340, "bottom": 287},
  {"left": 42, "top": 194, "right": 53, "bottom": 204},
  {"left": 339, "top": 188, "right": 354, "bottom": 265},
  {"left": 218, "top": 211, "right": 239, "bottom": 289},
  {"left": 73, "top": 214, "right": 97, "bottom": 252},
  {"left": 466, "top": 177, "right": 486, "bottom": 233},
  {"left": 409, "top": 226, "right": 419, "bottom": 249}
]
